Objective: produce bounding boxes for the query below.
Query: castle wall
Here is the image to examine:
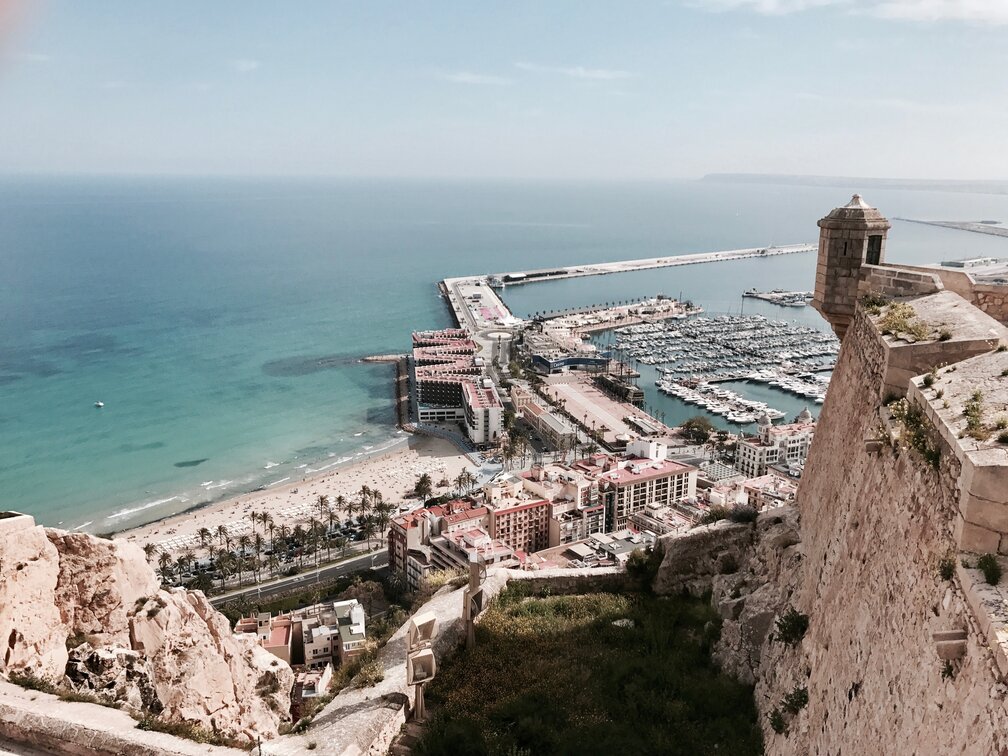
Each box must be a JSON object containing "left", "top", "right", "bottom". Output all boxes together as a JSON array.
[{"left": 773, "top": 307, "right": 1008, "bottom": 755}]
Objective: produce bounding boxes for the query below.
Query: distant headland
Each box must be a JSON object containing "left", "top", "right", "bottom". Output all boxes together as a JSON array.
[{"left": 703, "top": 173, "right": 1008, "bottom": 195}]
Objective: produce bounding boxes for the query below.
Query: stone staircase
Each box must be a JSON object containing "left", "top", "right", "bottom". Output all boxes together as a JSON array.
[{"left": 388, "top": 717, "right": 427, "bottom": 756}]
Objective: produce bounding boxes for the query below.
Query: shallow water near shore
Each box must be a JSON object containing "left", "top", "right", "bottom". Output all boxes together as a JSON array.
[{"left": 2, "top": 176, "right": 1006, "bottom": 530}]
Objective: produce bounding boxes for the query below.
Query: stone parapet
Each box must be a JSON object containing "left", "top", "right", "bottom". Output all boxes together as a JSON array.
[{"left": 0, "top": 680, "right": 244, "bottom": 756}]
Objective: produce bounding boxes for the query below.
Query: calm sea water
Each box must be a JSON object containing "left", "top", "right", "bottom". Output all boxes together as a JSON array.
[{"left": 2, "top": 177, "right": 1006, "bottom": 530}]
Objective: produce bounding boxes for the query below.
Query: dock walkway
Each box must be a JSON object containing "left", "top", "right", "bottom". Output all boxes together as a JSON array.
[{"left": 489, "top": 243, "right": 814, "bottom": 287}]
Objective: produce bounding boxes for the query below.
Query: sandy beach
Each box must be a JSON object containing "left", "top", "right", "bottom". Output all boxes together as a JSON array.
[{"left": 116, "top": 435, "right": 475, "bottom": 557}]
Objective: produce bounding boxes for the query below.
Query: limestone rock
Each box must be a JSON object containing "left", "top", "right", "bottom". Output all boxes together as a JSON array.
[
  {"left": 1, "top": 516, "right": 293, "bottom": 743},
  {"left": 130, "top": 589, "right": 293, "bottom": 741},
  {"left": 46, "top": 531, "right": 159, "bottom": 646},
  {"left": 65, "top": 642, "right": 161, "bottom": 713},
  {"left": 0, "top": 515, "right": 67, "bottom": 681}
]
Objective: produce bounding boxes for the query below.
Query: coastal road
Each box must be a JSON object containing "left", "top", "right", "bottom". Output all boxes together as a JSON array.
[{"left": 209, "top": 548, "right": 389, "bottom": 607}]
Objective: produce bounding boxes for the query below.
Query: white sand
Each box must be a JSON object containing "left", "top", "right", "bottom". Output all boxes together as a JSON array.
[{"left": 116, "top": 436, "right": 474, "bottom": 556}]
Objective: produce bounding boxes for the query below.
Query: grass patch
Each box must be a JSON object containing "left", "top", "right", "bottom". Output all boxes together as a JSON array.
[
  {"left": 417, "top": 590, "right": 762, "bottom": 756},
  {"left": 136, "top": 716, "right": 246, "bottom": 748},
  {"left": 964, "top": 390, "right": 990, "bottom": 441},
  {"left": 889, "top": 398, "right": 941, "bottom": 468},
  {"left": 938, "top": 556, "right": 955, "bottom": 582},
  {"left": 978, "top": 554, "right": 1002, "bottom": 586},
  {"left": 876, "top": 302, "right": 933, "bottom": 341},
  {"left": 7, "top": 671, "right": 57, "bottom": 694}
]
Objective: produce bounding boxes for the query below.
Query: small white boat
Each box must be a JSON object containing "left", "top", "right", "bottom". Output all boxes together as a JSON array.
[{"left": 94, "top": 401, "right": 104, "bottom": 409}]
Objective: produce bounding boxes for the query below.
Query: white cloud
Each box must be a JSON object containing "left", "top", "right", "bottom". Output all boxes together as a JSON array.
[
  {"left": 438, "top": 71, "right": 513, "bottom": 85},
  {"left": 684, "top": 0, "right": 1008, "bottom": 22},
  {"left": 7, "top": 52, "right": 51, "bottom": 63},
  {"left": 514, "top": 62, "right": 635, "bottom": 80},
  {"left": 229, "top": 58, "right": 261, "bottom": 73},
  {"left": 870, "top": 0, "right": 1008, "bottom": 23}
]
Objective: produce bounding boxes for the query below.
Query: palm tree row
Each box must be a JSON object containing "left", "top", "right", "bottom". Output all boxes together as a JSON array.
[{"left": 140, "top": 488, "right": 401, "bottom": 592}]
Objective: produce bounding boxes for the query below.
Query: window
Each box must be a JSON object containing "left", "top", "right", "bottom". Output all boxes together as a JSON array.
[{"left": 866, "top": 235, "right": 882, "bottom": 265}]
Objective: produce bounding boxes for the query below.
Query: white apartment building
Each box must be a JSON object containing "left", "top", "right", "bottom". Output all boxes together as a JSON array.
[{"left": 736, "top": 410, "right": 815, "bottom": 478}]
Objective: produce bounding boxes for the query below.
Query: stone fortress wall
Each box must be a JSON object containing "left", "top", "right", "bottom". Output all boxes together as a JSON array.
[{"left": 656, "top": 196, "right": 1008, "bottom": 755}]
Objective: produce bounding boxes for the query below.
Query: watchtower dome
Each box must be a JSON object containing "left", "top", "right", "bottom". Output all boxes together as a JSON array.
[{"left": 811, "top": 195, "right": 891, "bottom": 338}]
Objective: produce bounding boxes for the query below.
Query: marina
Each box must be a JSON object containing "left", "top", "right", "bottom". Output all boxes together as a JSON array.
[
  {"left": 593, "top": 314, "right": 839, "bottom": 424},
  {"left": 743, "top": 288, "right": 814, "bottom": 308}
]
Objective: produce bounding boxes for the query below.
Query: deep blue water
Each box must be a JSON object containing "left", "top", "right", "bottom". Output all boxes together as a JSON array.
[{"left": 1, "top": 177, "right": 1005, "bottom": 529}]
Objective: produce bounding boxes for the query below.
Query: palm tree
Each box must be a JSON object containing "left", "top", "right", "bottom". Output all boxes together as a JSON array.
[
  {"left": 215, "top": 523, "right": 228, "bottom": 546},
  {"left": 215, "top": 552, "right": 233, "bottom": 591},
  {"left": 253, "top": 533, "right": 265, "bottom": 582},
  {"left": 142, "top": 543, "right": 159, "bottom": 562},
  {"left": 308, "top": 517, "right": 320, "bottom": 568},
  {"left": 197, "top": 527, "right": 212, "bottom": 550},
  {"left": 317, "top": 494, "right": 328, "bottom": 522},
  {"left": 236, "top": 534, "right": 251, "bottom": 587},
  {"left": 248, "top": 510, "right": 258, "bottom": 533},
  {"left": 455, "top": 469, "right": 477, "bottom": 495},
  {"left": 324, "top": 506, "right": 336, "bottom": 560},
  {"left": 414, "top": 473, "right": 433, "bottom": 502},
  {"left": 292, "top": 525, "right": 307, "bottom": 568},
  {"left": 357, "top": 485, "right": 372, "bottom": 521},
  {"left": 205, "top": 543, "right": 218, "bottom": 571},
  {"left": 263, "top": 513, "right": 275, "bottom": 555},
  {"left": 266, "top": 554, "right": 279, "bottom": 579},
  {"left": 360, "top": 514, "right": 377, "bottom": 551},
  {"left": 373, "top": 499, "right": 394, "bottom": 542},
  {"left": 157, "top": 551, "right": 174, "bottom": 583}
]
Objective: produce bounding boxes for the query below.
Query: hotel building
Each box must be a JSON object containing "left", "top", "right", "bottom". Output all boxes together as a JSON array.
[{"left": 411, "top": 328, "right": 504, "bottom": 446}]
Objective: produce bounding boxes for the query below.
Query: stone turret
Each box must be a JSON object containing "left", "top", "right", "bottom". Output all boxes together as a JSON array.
[{"left": 811, "top": 194, "right": 891, "bottom": 338}]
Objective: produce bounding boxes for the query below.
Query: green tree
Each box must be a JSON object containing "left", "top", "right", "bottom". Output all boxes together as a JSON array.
[{"left": 681, "top": 415, "right": 715, "bottom": 444}]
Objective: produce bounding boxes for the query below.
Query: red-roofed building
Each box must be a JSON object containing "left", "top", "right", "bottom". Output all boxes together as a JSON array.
[
  {"left": 388, "top": 498, "right": 490, "bottom": 589},
  {"left": 597, "top": 457, "right": 697, "bottom": 530},
  {"left": 411, "top": 329, "right": 503, "bottom": 445},
  {"left": 490, "top": 497, "right": 551, "bottom": 554}
]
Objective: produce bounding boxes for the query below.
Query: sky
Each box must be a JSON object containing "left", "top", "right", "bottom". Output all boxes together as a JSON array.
[{"left": 0, "top": 0, "right": 1005, "bottom": 179}]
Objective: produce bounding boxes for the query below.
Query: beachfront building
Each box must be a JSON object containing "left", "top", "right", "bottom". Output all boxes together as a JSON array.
[
  {"left": 596, "top": 456, "right": 698, "bottom": 531},
  {"left": 736, "top": 410, "right": 815, "bottom": 478},
  {"left": 410, "top": 328, "right": 504, "bottom": 447},
  {"left": 388, "top": 507, "right": 435, "bottom": 577},
  {"left": 463, "top": 380, "right": 504, "bottom": 446}
]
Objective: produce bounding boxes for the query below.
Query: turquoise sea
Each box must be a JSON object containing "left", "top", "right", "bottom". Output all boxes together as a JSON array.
[{"left": 2, "top": 177, "right": 1006, "bottom": 530}]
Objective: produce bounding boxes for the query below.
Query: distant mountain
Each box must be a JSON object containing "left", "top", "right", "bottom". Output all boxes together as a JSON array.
[{"left": 702, "top": 173, "right": 1008, "bottom": 195}]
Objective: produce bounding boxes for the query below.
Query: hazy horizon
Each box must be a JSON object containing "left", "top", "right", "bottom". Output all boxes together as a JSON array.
[{"left": 1, "top": 1, "right": 1006, "bottom": 180}]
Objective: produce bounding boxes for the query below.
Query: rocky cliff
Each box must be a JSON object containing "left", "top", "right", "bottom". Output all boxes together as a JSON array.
[
  {"left": 0, "top": 514, "right": 293, "bottom": 744},
  {"left": 656, "top": 294, "right": 1008, "bottom": 755}
]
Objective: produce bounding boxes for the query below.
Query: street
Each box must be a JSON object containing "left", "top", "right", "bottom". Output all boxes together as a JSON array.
[{"left": 209, "top": 548, "right": 389, "bottom": 607}]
